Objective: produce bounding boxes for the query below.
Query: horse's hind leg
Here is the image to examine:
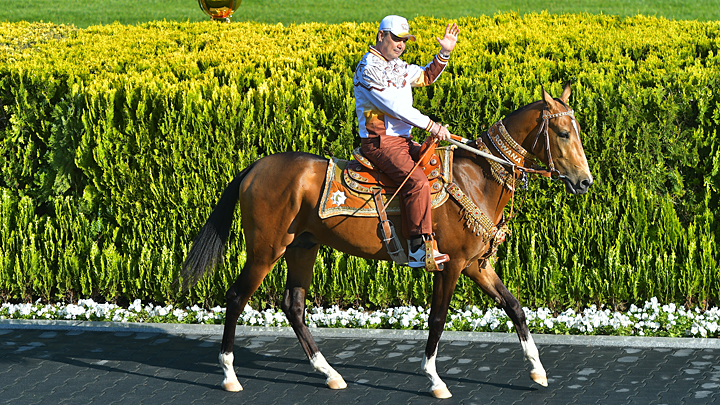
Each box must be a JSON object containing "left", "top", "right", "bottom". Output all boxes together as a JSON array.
[
  {"left": 462, "top": 260, "right": 548, "bottom": 387},
  {"left": 281, "top": 244, "right": 347, "bottom": 390},
  {"left": 219, "top": 251, "right": 277, "bottom": 392}
]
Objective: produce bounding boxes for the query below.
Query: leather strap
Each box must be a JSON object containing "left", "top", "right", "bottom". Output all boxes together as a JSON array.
[
  {"left": 372, "top": 188, "right": 408, "bottom": 264},
  {"left": 445, "top": 182, "right": 509, "bottom": 259},
  {"left": 373, "top": 188, "right": 393, "bottom": 241}
]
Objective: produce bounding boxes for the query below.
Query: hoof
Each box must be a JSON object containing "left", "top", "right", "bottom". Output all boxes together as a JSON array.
[
  {"left": 222, "top": 380, "right": 243, "bottom": 392},
  {"left": 326, "top": 376, "right": 347, "bottom": 390},
  {"left": 530, "top": 370, "right": 548, "bottom": 387},
  {"left": 431, "top": 387, "right": 452, "bottom": 399}
]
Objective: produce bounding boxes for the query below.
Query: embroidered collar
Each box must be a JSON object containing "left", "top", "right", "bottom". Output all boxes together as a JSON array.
[
  {"left": 487, "top": 121, "right": 536, "bottom": 166},
  {"left": 473, "top": 137, "right": 516, "bottom": 191},
  {"left": 368, "top": 46, "right": 387, "bottom": 61}
]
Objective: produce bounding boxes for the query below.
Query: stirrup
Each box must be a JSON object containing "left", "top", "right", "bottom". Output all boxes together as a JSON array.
[
  {"left": 424, "top": 236, "right": 449, "bottom": 272},
  {"left": 408, "top": 235, "right": 448, "bottom": 272}
]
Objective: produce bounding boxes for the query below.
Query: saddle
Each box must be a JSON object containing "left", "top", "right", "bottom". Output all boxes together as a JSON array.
[
  {"left": 318, "top": 140, "right": 454, "bottom": 268},
  {"left": 343, "top": 145, "right": 446, "bottom": 196},
  {"left": 319, "top": 141, "right": 453, "bottom": 220},
  {"left": 317, "top": 131, "right": 513, "bottom": 268}
]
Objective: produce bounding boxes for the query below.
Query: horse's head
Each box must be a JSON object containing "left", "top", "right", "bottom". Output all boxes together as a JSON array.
[{"left": 534, "top": 83, "right": 594, "bottom": 195}]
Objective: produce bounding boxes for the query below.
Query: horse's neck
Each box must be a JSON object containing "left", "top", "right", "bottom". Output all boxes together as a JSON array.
[
  {"left": 502, "top": 103, "right": 544, "bottom": 158},
  {"left": 450, "top": 105, "right": 543, "bottom": 225}
]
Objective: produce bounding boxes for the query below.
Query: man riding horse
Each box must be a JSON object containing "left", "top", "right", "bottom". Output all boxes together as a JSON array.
[
  {"left": 182, "top": 15, "right": 594, "bottom": 398},
  {"left": 354, "top": 15, "right": 460, "bottom": 270}
]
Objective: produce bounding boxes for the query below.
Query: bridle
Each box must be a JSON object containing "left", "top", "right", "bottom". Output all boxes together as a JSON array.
[
  {"left": 446, "top": 105, "right": 578, "bottom": 220},
  {"left": 439, "top": 103, "right": 579, "bottom": 256},
  {"left": 454, "top": 106, "right": 577, "bottom": 185},
  {"left": 386, "top": 106, "right": 575, "bottom": 208},
  {"left": 529, "top": 108, "right": 577, "bottom": 180}
]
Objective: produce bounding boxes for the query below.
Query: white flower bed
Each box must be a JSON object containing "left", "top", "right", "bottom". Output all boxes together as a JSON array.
[{"left": 1, "top": 297, "right": 718, "bottom": 338}]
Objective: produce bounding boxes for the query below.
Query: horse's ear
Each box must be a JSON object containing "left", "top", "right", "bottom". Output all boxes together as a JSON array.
[
  {"left": 541, "top": 85, "right": 554, "bottom": 108},
  {"left": 560, "top": 81, "right": 572, "bottom": 104}
]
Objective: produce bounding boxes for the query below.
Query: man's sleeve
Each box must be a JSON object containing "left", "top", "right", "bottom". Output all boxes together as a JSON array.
[{"left": 408, "top": 54, "right": 449, "bottom": 88}]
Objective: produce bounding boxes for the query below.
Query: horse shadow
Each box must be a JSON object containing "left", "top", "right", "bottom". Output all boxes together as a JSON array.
[{"left": 0, "top": 325, "right": 538, "bottom": 398}]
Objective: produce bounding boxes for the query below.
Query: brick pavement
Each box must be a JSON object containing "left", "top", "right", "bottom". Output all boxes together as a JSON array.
[{"left": 1, "top": 323, "right": 719, "bottom": 404}]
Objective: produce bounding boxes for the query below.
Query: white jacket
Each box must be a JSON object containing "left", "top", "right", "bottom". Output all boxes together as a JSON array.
[{"left": 354, "top": 46, "right": 448, "bottom": 138}]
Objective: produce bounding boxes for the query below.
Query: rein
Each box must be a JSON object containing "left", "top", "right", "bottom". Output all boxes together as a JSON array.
[
  {"left": 449, "top": 107, "right": 576, "bottom": 183},
  {"left": 384, "top": 138, "right": 438, "bottom": 207},
  {"left": 376, "top": 106, "right": 576, "bottom": 257}
]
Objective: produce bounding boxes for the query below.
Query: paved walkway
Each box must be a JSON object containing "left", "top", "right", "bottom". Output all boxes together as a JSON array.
[{"left": 1, "top": 320, "right": 720, "bottom": 404}]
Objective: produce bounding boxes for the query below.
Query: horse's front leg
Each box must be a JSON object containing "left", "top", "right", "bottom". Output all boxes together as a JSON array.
[
  {"left": 463, "top": 260, "right": 548, "bottom": 387},
  {"left": 422, "top": 262, "right": 463, "bottom": 399}
]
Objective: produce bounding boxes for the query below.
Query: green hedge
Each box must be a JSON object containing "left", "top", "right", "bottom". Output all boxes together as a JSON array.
[{"left": 1, "top": 14, "right": 719, "bottom": 310}]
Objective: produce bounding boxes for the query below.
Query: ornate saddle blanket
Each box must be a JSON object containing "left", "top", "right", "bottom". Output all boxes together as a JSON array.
[{"left": 318, "top": 147, "right": 455, "bottom": 219}]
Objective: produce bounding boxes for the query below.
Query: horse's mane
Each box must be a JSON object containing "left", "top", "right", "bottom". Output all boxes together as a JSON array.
[{"left": 504, "top": 98, "right": 568, "bottom": 120}]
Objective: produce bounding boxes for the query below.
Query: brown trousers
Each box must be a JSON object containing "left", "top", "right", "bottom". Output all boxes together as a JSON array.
[{"left": 360, "top": 135, "right": 432, "bottom": 238}]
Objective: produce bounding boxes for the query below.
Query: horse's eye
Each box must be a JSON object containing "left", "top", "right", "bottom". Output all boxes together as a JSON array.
[{"left": 558, "top": 130, "right": 570, "bottom": 139}]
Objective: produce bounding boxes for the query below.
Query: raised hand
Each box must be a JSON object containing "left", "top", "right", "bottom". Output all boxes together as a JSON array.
[{"left": 436, "top": 22, "right": 459, "bottom": 54}]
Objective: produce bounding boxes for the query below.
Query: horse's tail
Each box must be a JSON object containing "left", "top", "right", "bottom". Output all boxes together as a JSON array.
[{"left": 180, "top": 162, "right": 257, "bottom": 291}]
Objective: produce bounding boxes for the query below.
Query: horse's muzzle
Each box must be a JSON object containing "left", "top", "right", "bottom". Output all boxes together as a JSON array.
[{"left": 564, "top": 175, "right": 593, "bottom": 195}]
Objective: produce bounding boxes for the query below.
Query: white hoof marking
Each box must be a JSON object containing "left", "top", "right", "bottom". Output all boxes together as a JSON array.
[
  {"left": 326, "top": 376, "right": 348, "bottom": 390},
  {"left": 222, "top": 380, "right": 244, "bottom": 392},
  {"left": 431, "top": 387, "right": 453, "bottom": 399},
  {"left": 530, "top": 370, "right": 548, "bottom": 387},
  {"left": 310, "top": 352, "right": 346, "bottom": 389},
  {"left": 422, "top": 350, "right": 452, "bottom": 398},
  {"left": 219, "top": 352, "right": 243, "bottom": 392},
  {"left": 521, "top": 335, "right": 548, "bottom": 387}
]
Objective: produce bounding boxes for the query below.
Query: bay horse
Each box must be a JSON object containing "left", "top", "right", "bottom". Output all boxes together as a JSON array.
[{"left": 181, "top": 82, "right": 593, "bottom": 399}]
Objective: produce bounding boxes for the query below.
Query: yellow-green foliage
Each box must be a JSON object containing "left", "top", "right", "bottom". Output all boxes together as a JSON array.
[{"left": 0, "top": 14, "right": 719, "bottom": 309}]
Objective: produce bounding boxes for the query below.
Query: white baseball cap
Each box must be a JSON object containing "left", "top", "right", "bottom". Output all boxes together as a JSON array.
[{"left": 378, "top": 15, "right": 416, "bottom": 41}]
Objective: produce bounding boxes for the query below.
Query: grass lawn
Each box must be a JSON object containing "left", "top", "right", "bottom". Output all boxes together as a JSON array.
[{"left": 1, "top": 0, "right": 718, "bottom": 28}]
